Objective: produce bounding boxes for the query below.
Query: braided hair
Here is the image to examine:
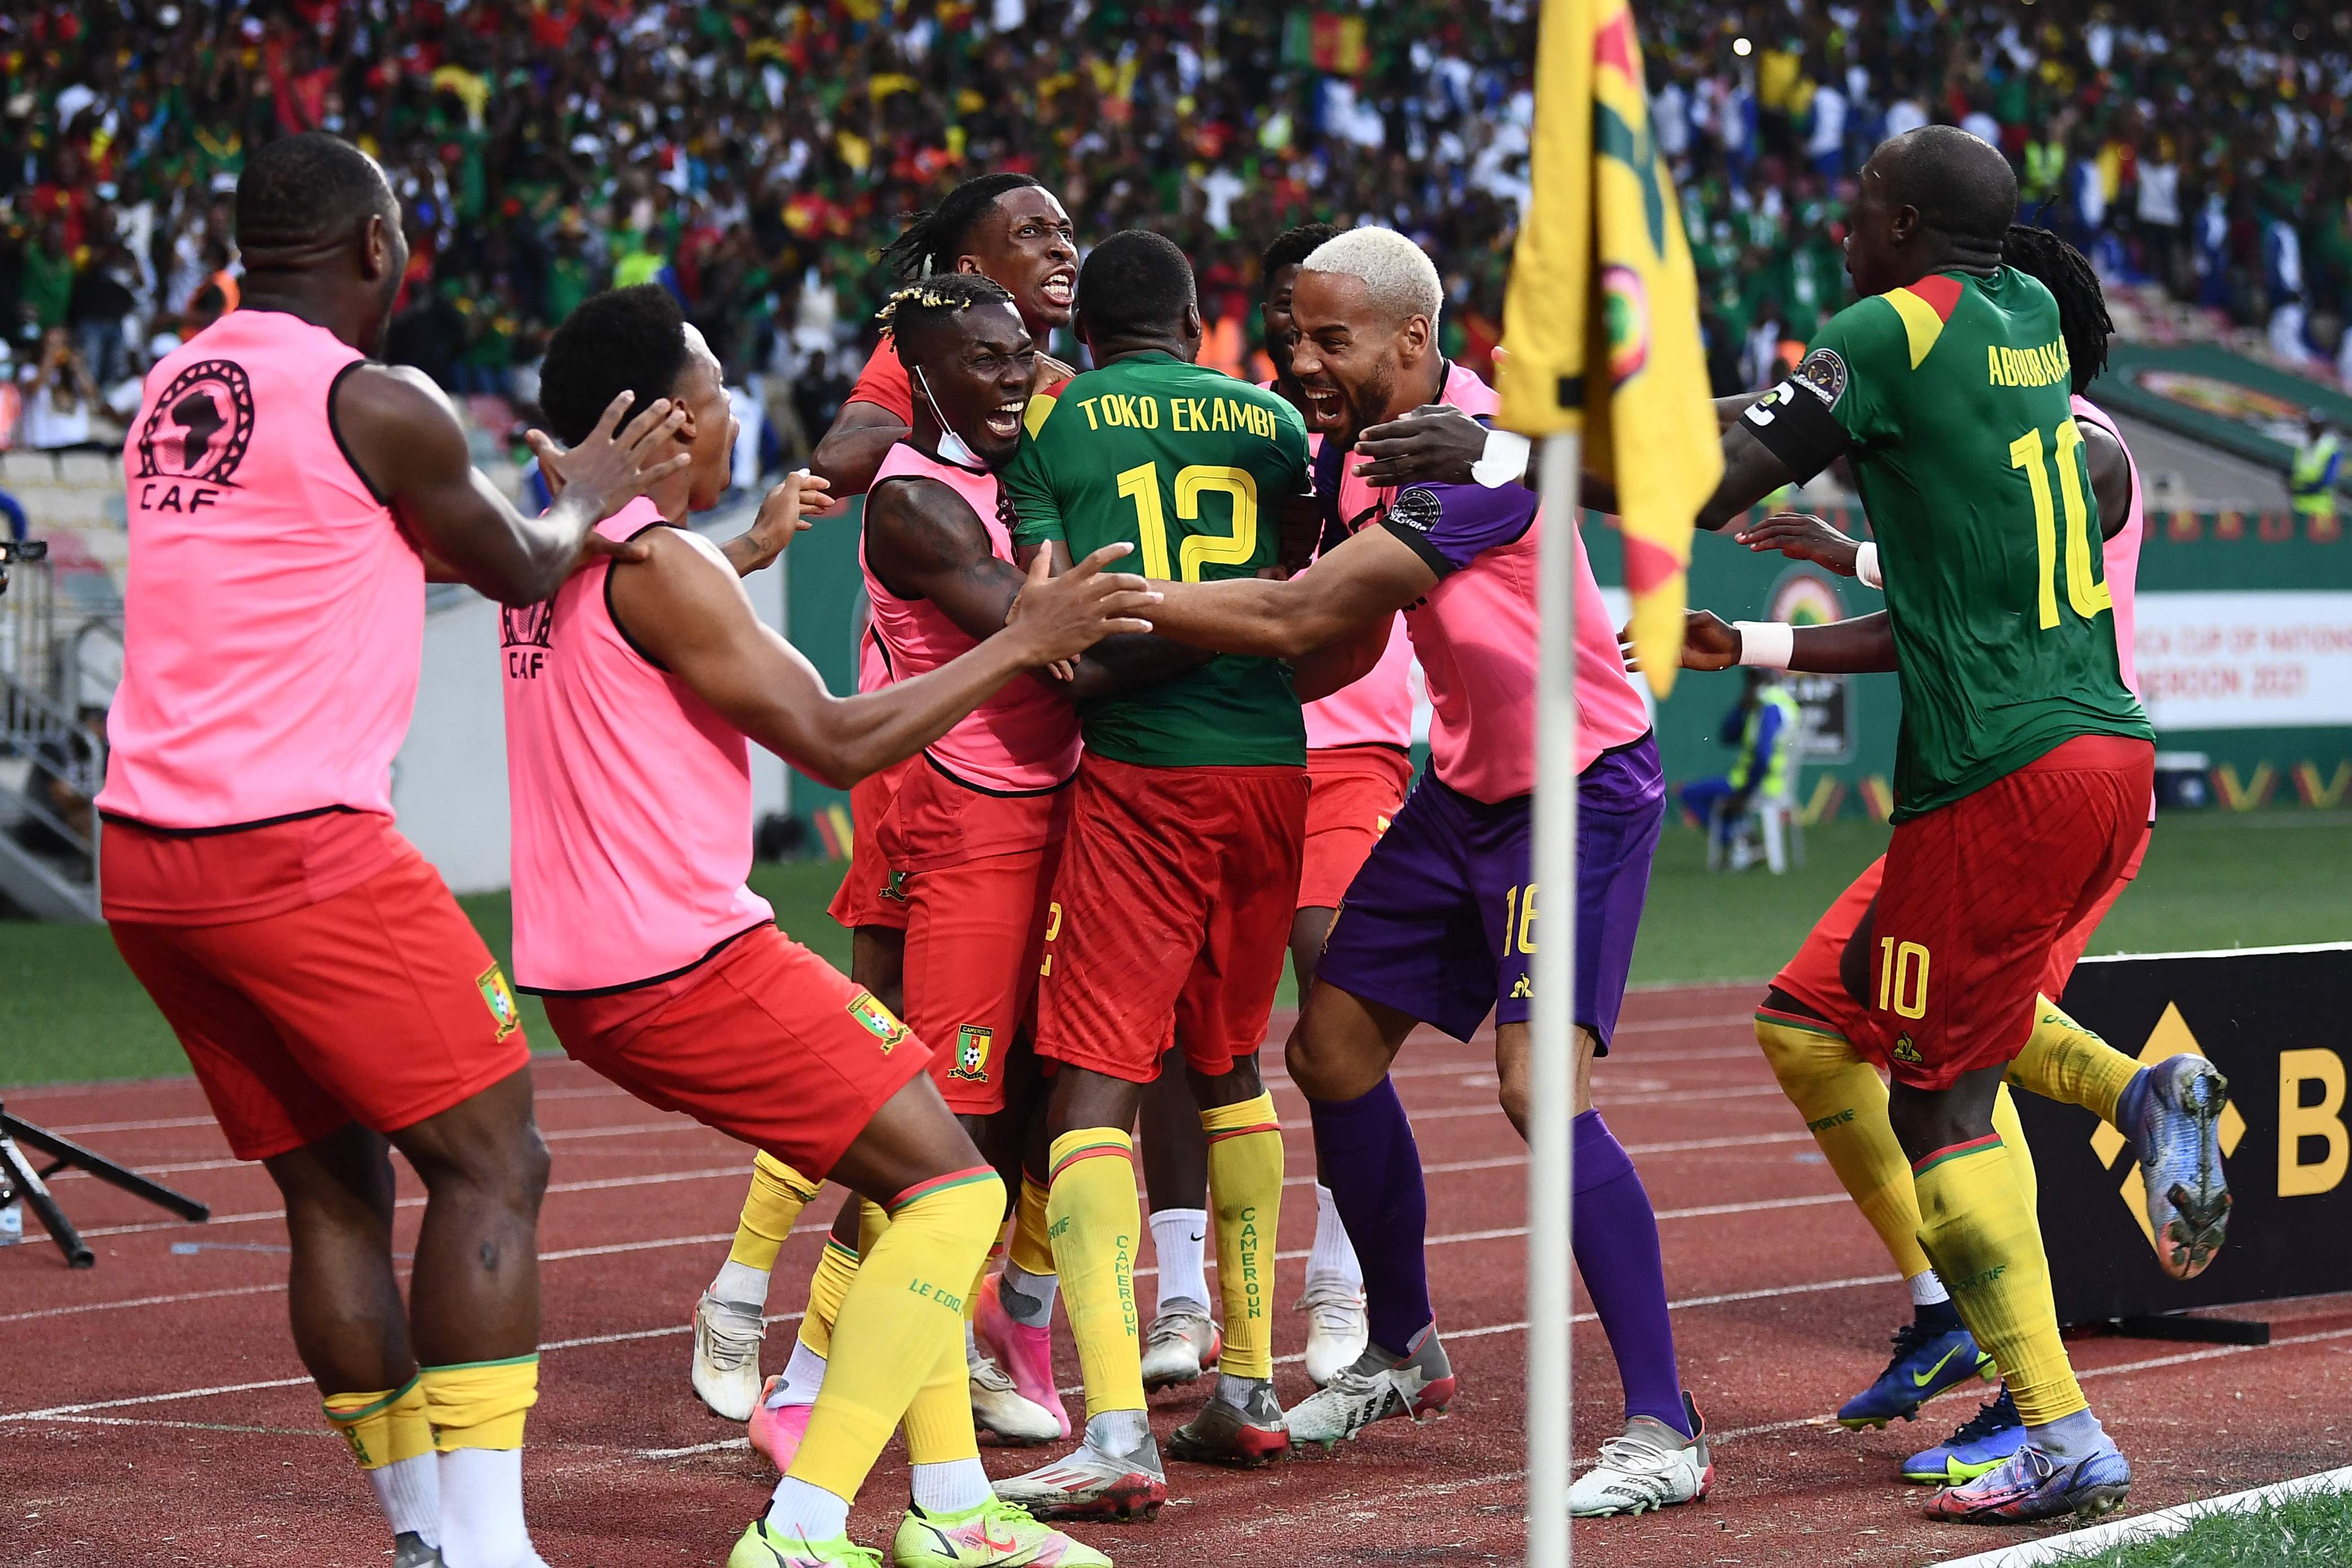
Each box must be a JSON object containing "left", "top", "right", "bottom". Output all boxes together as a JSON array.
[
  {"left": 2001, "top": 223, "right": 2112, "bottom": 394},
  {"left": 878, "top": 173, "right": 1044, "bottom": 281},
  {"left": 875, "top": 274, "right": 1018, "bottom": 367}
]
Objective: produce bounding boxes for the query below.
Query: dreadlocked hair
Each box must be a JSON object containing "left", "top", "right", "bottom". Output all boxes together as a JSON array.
[
  {"left": 2002, "top": 223, "right": 2111, "bottom": 393},
  {"left": 876, "top": 274, "right": 1017, "bottom": 366},
  {"left": 878, "top": 173, "right": 1044, "bottom": 280}
]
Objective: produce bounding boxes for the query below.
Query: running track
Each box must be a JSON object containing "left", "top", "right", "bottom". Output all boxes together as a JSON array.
[{"left": 5, "top": 982, "right": 2346, "bottom": 1566}]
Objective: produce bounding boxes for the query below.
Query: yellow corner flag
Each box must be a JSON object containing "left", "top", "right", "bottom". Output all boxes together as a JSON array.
[{"left": 1496, "top": 0, "right": 1721, "bottom": 697}]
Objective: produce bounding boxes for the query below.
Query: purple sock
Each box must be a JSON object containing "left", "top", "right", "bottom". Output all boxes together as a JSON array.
[
  {"left": 1309, "top": 1076, "right": 1431, "bottom": 1359},
  {"left": 1572, "top": 1109, "right": 1689, "bottom": 1436}
]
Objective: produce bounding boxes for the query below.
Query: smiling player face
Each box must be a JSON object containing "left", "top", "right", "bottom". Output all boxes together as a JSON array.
[
  {"left": 915, "top": 300, "right": 1035, "bottom": 467},
  {"left": 958, "top": 187, "right": 1079, "bottom": 336},
  {"left": 1287, "top": 269, "right": 1425, "bottom": 451}
]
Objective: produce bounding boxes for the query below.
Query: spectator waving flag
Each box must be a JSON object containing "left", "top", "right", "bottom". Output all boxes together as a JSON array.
[{"left": 1498, "top": 0, "right": 1719, "bottom": 697}]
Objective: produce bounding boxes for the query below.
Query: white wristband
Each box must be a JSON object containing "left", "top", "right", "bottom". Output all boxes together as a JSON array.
[
  {"left": 1855, "top": 541, "right": 1884, "bottom": 589},
  {"left": 1473, "top": 427, "right": 1534, "bottom": 488},
  {"left": 1735, "top": 621, "right": 1794, "bottom": 669}
]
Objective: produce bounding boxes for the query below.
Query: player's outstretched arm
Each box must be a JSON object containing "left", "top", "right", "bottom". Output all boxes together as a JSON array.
[
  {"left": 1671, "top": 608, "right": 1895, "bottom": 674},
  {"left": 1146, "top": 523, "right": 1435, "bottom": 660},
  {"left": 809, "top": 400, "right": 911, "bottom": 499},
  {"left": 1733, "top": 512, "right": 1863, "bottom": 575},
  {"left": 610, "top": 530, "right": 1156, "bottom": 788},
  {"left": 339, "top": 369, "right": 687, "bottom": 605},
  {"left": 721, "top": 470, "right": 840, "bottom": 576},
  {"left": 2080, "top": 420, "right": 2131, "bottom": 541}
]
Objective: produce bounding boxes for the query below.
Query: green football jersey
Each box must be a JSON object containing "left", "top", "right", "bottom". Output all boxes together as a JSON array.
[
  {"left": 1747, "top": 266, "right": 2152, "bottom": 820},
  {"left": 1002, "top": 350, "right": 1311, "bottom": 769}
]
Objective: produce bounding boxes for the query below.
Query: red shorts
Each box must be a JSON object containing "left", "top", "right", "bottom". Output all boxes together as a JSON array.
[
  {"left": 1769, "top": 791, "right": 2156, "bottom": 1072},
  {"left": 1298, "top": 746, "right": 1414, "bottom": 910},
  {"left": 1859, "top": 735, "right": 2154, "bottom": 1089},
  {"left": 880, "top": 778, "right": 1067, "bottom": 1115},
  {"left": 541, "top": 925, "right": 931, "bottom": 1179},
  {"left": 106, "top": 816, "right": 529, "bottom": 1162},
  {"left": 827, "top": 758, "right": 916, "bottom": 932},
  {"left": 1034, "top": 754, "right": 1307, "bottom": 1084}
]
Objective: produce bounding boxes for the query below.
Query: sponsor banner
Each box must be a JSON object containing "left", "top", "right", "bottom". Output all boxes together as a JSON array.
[
  {"left": 2134, "top": 591, "right": 2352, "bottom": 730},
  {"left": 2021, "top": 945, "right": 2352, "bottom": 1325}
]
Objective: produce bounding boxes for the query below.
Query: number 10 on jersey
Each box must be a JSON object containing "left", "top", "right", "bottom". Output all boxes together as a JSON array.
[{"left": 2009, "top": 417, "right": 2111, "bottom": 631}]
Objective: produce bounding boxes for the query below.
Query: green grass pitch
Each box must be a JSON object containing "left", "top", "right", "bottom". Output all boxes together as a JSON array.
[
  {"left": 2048, "top": 1484, "right": 2352, "bottom": 1566},
  {"left": 2, "top": 813, "right": 2346, "bottom": 1089}
]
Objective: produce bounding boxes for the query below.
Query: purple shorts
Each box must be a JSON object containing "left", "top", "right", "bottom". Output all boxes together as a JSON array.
[{"left": 1316, "top": 735, "right": 1663, "bottom": 1051}]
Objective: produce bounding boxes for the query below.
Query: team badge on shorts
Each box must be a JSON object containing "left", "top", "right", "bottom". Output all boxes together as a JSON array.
[
  {"left": 880, "top": 870, "right": 910, "bottom": 904},
  {"left": 949, "top": 1024, "right": 994, "bottom": 1084},
  {"left": 846, "top": 991, "right": 909, "bottom": 1052},
  {"left": 1891, "top": 1034, "right": 1923, "bottom": 1065},
  {"left": 476, "top": 965, "right": 521, "bottom": 1041}
]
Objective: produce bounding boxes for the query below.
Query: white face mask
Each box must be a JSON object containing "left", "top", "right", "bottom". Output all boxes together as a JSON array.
[{"left": 914, "top": 366, "right": 987, "bottom": 471}]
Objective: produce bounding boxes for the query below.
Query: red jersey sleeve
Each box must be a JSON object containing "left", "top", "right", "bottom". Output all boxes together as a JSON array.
[{"left": 847, "top": 336, "right": 915, "bottom": 424}]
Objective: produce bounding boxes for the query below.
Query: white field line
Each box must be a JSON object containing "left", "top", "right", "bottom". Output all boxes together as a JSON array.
[
  {"left": 1928, "top": 1462, "right": 2352, "bottom": 1568},
  {"left": 4, "top": 1182, "right": 1851, "bottom": 1330}
]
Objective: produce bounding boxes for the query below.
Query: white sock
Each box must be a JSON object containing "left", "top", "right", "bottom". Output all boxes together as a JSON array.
[
  {"left": 1000, "top": 1261, "right": 1059, "bottom": 1328},
  {"left": 965, "top": 1319, "right": 980, "bottom": 1362},
  {"left": 910, "top": 1457, "right": 991, "bottom": 1514},
  {"left": 436, "top": 1447, "right": 533, "bottom": 1568},
  {"left": 711, "top": 1259, "right": 770, "bottom": 1307},
  {"left": 369, "top": 1451, "right": 440, "bottom": 1547},
  {"left": 766, "top": 1475, "right": 850, "bottom": 1542},
  {"left": 770, "top": 1339, "right": 827, "bottom": 1409},
  {"left": 1083, "top": 1408, "right": 1151, "bottom": 1456},
  {"left": 1306, "top": 1184, "right": 1362, "bottom": 1293},
  {"left": 1907, "top": 1270, "right": 1951, "bottom": 1307},
  {"left": 1149, "top": 1207, "right": 1210, "bottom": 1313}
]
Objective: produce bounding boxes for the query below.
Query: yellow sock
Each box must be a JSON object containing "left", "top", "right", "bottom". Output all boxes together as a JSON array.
[
  {"left": 1991, "top": 1083, "right": 2039, "bottom": 1214},
  {"left": 1911, "top": 1135, "right": 2084, "bottom": 1426},
  {"left": 1755, "top": 1012, "right": 1930, "bottom": 1279},
  {"left": 785, "top": 1168, "right": 1002, "bottom": 1502},
  {"left": 903, "top": 1325, "right": 983, "bottom": 1467},
  {"left": 1200, "top": 1092, "right": 1282, "bottom": 1381},
  {"left": 1047, "top": 1128, "right": 1146, "bottom": 1421},
  {"left": 728, "top": 1151, "right": 820, "bottom": 1272},
  {"left": 2007, "top": 996, "right": 2142, "bottom": 1128},
  {"left": 323, "top": 1373, "right": 433, "bottom": 1469},
  {"left": 1008, "top": 1173, "right": 1056, "bottom": 1280},
  {"left": 420, "top": 1355, "right": 540, "bottom": 1452},
  {"left": 796, "top": 1237, "right": 862, "bottom": 1360}
]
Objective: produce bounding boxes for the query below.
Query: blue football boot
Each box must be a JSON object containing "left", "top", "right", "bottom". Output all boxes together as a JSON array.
[
  {"left": 1903, "top": 1386, "right": 2025, "bottom": 1484},
  {"left": 1836, "top": 1320, "right": 1995, "bottom": 1429},
  {"left": 2126, "top": 1055, "right": 2232, "bottom": 1280},
  {"left": 1925, "top": 1433, "right": 2131, "bottom": 1524}
]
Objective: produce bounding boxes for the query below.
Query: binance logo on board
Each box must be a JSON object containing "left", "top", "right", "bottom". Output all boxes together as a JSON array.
[{"left": 2090, "top": 1003, "right": 2245, "bottom": 1246}]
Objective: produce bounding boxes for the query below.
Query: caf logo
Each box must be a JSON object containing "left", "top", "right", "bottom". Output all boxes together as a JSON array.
[{"left": 135, "top": 360, "right": 256, "bottom": 485}]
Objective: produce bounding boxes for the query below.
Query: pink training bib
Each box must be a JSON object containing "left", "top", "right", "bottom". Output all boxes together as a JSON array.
[
  {"left": 1328, "top": 362, "right": 1649, "bottom": 800},
  {"left": 502, "top": 498, "right": 774, "bottom": 993},
  {"left": 100, "top": 310, "right": 425, "bottom": 829},
  {"left": 863, "top": 442, "right": 1082, "bottom": 793},
  {"left": 2071, "top": 395, "right": 2143, "bottom": 700}
]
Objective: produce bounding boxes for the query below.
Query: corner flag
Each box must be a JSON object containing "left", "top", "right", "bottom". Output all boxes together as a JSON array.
[{"left": 1497, "top": 0, "right": 1719, "bottom": 697}]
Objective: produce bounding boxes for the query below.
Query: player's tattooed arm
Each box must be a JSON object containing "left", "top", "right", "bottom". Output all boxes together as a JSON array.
[
  {"left": 872, "top": 480, "right": 1209, "bottom": 699},
  {"left": 809, "top": 399, "right": 912, "bottom": 500},
  {"left": 1145, "top": 524, "right": 1435, "bottom": 660},
  {"left": 340, "top": 369, "right": 686, "bottom": 605},
  {"left": 611, "top": 527, "right": 1155, "bottom": 788}
]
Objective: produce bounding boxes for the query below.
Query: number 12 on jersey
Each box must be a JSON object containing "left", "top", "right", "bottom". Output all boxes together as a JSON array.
[
  {"left": 1115, "top": 462, "right": 1258, "bottom": 581},
  {"left": 2009, "top": 418, "right": 2111, "bottom": 631}
]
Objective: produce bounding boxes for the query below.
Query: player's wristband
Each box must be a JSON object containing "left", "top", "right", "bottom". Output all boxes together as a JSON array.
[
  {"left": 1734, "top": 621, "right": 1794, "bottom": 670},
  {"left": 1855, "top": 541, "right": 1883, "bottom": 589},
  {"left": 1474, "top": 428, "right": 1533, "bottom": 489}
]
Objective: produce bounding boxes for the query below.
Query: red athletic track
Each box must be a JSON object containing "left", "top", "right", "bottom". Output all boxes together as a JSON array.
[{"left": 5, "top": 981, "right": 2347, "bottom": 1567}]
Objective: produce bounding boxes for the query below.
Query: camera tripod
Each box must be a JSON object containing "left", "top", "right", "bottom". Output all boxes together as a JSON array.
[{"left": 0, "top": 1099, "right": 210, "bottom": 1267}]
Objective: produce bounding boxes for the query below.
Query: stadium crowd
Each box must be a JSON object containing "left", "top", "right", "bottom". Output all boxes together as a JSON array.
[{"left": 6, "top": 0, "right": 2352, "bottom": 454}]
